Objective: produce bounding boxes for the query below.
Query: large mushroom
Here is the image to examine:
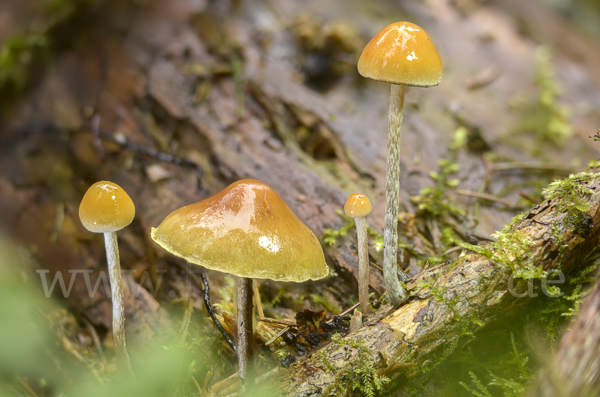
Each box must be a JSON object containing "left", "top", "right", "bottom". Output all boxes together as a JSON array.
[
  {"left": 79, "top": 181, "right": 135, "bottom": 376},
  {"left": 358, "top": 21, "right": 442, "bottom": 305},
  {"left": 150, "top": 179, "right": 328, "bottom": 386}
]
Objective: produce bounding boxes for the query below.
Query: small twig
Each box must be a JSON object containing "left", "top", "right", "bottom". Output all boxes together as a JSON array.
[
  {"left": 175, "top": 262, "right": 237, "bottom": 354},
  {"left": 428, "top": 218, "right": 442, "bottom": 253},
  {"left": 337, "top": 302, "right": 360, "bottom": 318},
  {"left": 265, "top": 326, "right": 290, "bottom": 346},
  {"left": 517, "top": 190, "right": 540, "bottom": 204},
  {"left": 371, "top": 262, "right": 383, "bottom": 273},
  {"left": 491, "top": 161, "right": 574, "bottom": 175},
  {"left": 82, "top": 318, "right": 106, "bottom": 370},
  {"left": 177, "top": 300, "right": 194, "bottom": 345},
  {"left": 323, "top": 302, "right": 360, "bottom": 326},
  {"left": 199, "top": 271, "right": 237, "bottom": 354},
  {"left": 50, "top": 202, "right": 65, "bottom": 243},
  {"left": 97, "top": 129, "right": 203, "bottom": 192},
  {"left": 253, "top": 280, "right": 265, "bottom": 319},
  {"left": 191, "top": 375, "right": 203, "bottom": 395},
  {"left": 16, "top": 377, "right": 39, "bottom": 397},
  {"left": 370, "top": 261, "right": 408, "bottom": 281},
  {"left": 260, "top": 317, "right": 297, "bottom": 327},
  {"left": 442, "top": 246, "right": 464, "bottom": 256},
  {"left": 464, "top": 64, "right": 500, "bottom": 90},
  {"left": 455, "top": 188, "right": 526, "bottom": 210}
]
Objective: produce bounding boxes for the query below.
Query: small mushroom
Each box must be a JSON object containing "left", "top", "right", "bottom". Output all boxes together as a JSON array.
[
  {"left": 150, "top": 179, "right": 328, "bottom": 387},
  {"left": 344, "top": 193, "right": 373, "bottom": 315},
  {"left": 350, "top": 308, "right": 363, "bottom": 331},
  {"left": 358, "top": 22, "right": 442, "bottom": 305},
  {"left": 79, "top": 181, "right": 135, "bottom": 376}
]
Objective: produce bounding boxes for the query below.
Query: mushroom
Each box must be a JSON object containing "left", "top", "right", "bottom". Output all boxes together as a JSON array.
[
  {"left": 344, "top": 193, "right": 372, "bottom": 315},
  {"left": 150, "top": 179, "right": 328, "bottom": 387},
  {"left": 79, "top": 181, "right": 135, "bottom": 376},
  {"left": 358, "top": 21, "right": 442, "bottom": 305}
]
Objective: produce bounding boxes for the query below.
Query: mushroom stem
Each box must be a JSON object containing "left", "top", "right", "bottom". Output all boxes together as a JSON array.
[
  {"left": 355, "top": 216, "right": 371, "bottom": 315},
  {"left": 236, "top": 276, "right": 254, "bottom": 389},
  {"left": 103, "top": 231, "right": 135, "bottom": 377},
  {"left": 383, "top": 83, "right": 408, "bottom": 306}
]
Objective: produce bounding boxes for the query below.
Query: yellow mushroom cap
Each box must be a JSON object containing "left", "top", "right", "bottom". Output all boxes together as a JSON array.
[
  {"left": 79, "top": 181, "right": 135, "bottom": 233},
  {"left": 357, "top": 21, "right": 442, "bottom": 87},
  {"left": 151, "top": 179, "right": 329, "bottom": 282},
  {"left": 344, "top": 193, "right": 372, "bottom": 218}
]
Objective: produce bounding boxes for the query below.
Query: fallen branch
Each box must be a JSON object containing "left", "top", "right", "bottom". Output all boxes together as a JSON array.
[{"left": 238, "top": 168, "right": 600, "bottom": 396}]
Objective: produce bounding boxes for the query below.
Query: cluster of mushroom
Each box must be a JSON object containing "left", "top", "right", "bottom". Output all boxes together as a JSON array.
[
  {"left": 80, "top": 179, "right": 329, "bottom": 386},
  {"left": 354, "top": 21, "right": 442, "bottom": 305},
  {"left": 77, "top": 18, "right": 442, "bottom": 390}
]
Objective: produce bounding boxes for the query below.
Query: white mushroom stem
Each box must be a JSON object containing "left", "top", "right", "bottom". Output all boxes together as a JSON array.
[
  {"left": 237, "top": 277, "right": 254, "bottom": 389},
  {"left": 354, "top": 215, "right": 371, "bottom": 315},
  {"left": 104, "top": 231, "right": 135, "bottom": 377},
  {"left": 383, "top": 84, "right": 409, "bottom": 306}
]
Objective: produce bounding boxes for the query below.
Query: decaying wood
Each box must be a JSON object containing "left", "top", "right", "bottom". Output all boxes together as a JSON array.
[
  {"left": 530, "top": 278, "right": 600, "bottom": 397},
  {"left": 237, "top": 171, "right": 600, "bottom": 396}
]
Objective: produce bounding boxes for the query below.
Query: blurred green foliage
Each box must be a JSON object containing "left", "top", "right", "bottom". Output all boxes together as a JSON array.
[
  {"left": 514, "top": 46, "right": 573, "bottom": 154},
  {"left": 0, "top": 233, "right": 237, "bottom": 396},
  {"left": 0, "top": 0, "right": 106, "bottom": 105},
  {"left": 0, "top": 238, "right": 54, "bottom": 377}
]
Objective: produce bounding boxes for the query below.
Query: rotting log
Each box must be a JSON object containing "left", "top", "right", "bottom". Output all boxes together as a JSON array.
[
  {"left": 530, "top": 277, "right": 600, "bottom": 397},
  {"left": 208, "top": 169, "right": 600, "bottom": 396}
]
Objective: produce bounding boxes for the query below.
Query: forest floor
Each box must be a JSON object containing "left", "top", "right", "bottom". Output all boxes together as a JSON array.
[{"left": 1, "top": 0, "right": 600, "bottom": 396}]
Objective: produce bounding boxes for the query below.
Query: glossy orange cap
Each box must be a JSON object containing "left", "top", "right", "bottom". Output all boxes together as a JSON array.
[
  {"left": 79, "top": 181, "right": 135, "bottom": 233},
  {"left": 151, "top": 179, "right": 328, "bottom": 282},
  {"left": 358, "top": 21, "right": 442, "bottom": 87},
  {"left": 344, "top": 193, "right": 372, "bottom": 218}
]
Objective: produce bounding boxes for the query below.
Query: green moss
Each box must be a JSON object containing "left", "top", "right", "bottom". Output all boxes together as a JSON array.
[
  {"left": 461, "top": 211, "right": 550, "bottom": 284},
  {"left": 459, "top": 333, "right": 531, "bottom": 397},
  {"left": 409, "top": 126, "right": 475, "bottom": 260},
  {"left": 322, "top": 210, "right": 406, "bottom": 255},
  {"left": 412, "top": 158, "right": 466, "bottom": 219},
  {"left": 460, "top": 371, "right": 494, "bottom": 397},
  {"left": 322, "top": 210, "right": 355, "bottom": 246},
  {"left": 514, "top": 46, "right": 573, "bottom": 153},
  {"left": 415, "top": 279, "right": 486, "bottom": 374},
  {"left": 417, "top": 280, "right": 458, "bottom": 311},
  {"left": 587, "top": 159, "right": 600, "bottom": 168},
  {"left": 309, "top": 293, "right": 339, "bottom": 313},
  {"left": 0, "top": 0, "right": 106, "bottom": 104},
  {"left": 542, "top": 171, "right": 595, "bottom": 227},
  {"left": 321, "top": 334, "right": 390, "bottom": 397},
  {"left": 0, "top": 34, "right": 49, "bottom": 95},
  {"left": 535, "top": 257, "right": 600, "bottom": 346}
]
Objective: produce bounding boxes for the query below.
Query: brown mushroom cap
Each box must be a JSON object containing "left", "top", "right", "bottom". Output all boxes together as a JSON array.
[
  {"left": 357, "top": 21, "right": 442, "bottom": 87},
  {"left": 344, "top": 193, "right": 372, "bottom": 218},
  {"left": 151, "top": 179, "right": 328, "bottom": 282},
  {"left": 79, "top": 181, "right": 135, "bottom": 233}
]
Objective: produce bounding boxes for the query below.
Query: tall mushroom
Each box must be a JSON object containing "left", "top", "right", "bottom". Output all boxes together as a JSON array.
[
  {"left": 150, "top": 179, "right": 328, "bottom": 387},
  {"left": 358, "top": 21, "right": 442, "bottom": 305},
  {"left": 79, "top": 181, "right": 135, "bottom": 376},
  {"left": 344, "top": 193, "right": 372, "bottom": 315}
]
